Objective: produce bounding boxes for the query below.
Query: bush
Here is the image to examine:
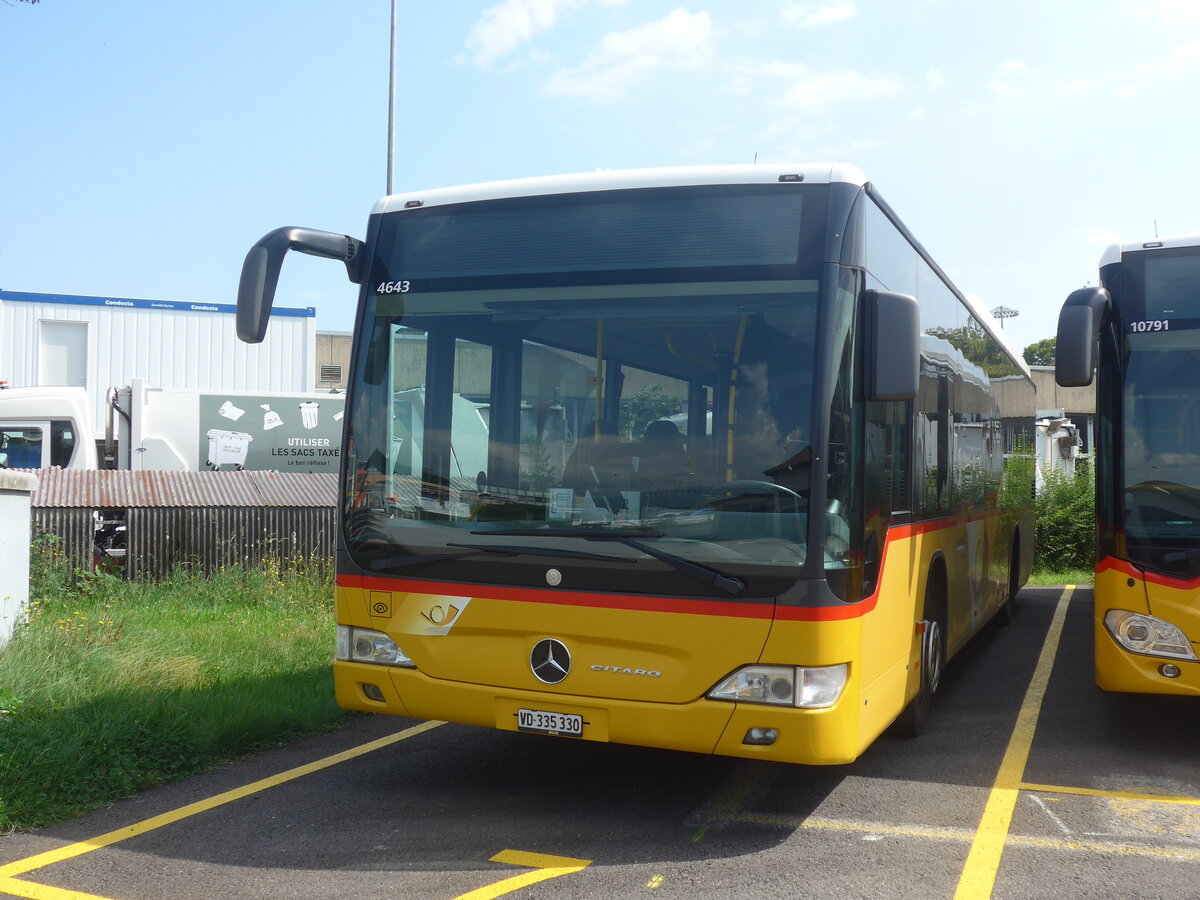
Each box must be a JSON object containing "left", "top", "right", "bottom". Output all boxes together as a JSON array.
[
  {"left": 28, "top": 527, "right": 74, "bottom": 605},
  {"left": 1034, "top": 457, "right": 1096, "bottom": 573}
]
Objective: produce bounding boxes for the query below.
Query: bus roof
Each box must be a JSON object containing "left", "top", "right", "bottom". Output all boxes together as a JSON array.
[
  {"left": 1100, "top": 233, "right": 1200, "bottom": 267},
  {"left": 372, "top": 163, "right": 869, "bottom": 215}
]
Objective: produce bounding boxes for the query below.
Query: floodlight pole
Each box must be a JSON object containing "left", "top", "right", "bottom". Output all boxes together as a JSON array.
[
  {"left": 991, "top": 305, "right": 1019, "bottom": 330},
  {"left": 387, "top": 0, "right": 397, "bottom": 196}
]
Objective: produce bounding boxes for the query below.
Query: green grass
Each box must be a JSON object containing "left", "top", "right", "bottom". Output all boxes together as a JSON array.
[
  {"left": 0, "top": 561, "right": 352, "bottom": 833},
  {"left": 1027, "top": 568, "right": 1095, "bottom": 586}
]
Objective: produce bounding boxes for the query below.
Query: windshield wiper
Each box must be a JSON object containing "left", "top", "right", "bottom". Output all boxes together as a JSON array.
[
  {"left": 367, "top": 548, "right": 508, "bottom": 572},
  {"left": 587, "top": 534, "right": 746, "bottom": 596},
  {"left": 471, "top": 527, "right": 666, "bottom": 539},
  {"left": 446, "top": 542, "right": 629, "bottom": 563},
  {"left": 469, "top": 527, "right": 745, "bottom": 596},
  {"left": 367, "top": 541, "right": 629, "bottom": 572}
]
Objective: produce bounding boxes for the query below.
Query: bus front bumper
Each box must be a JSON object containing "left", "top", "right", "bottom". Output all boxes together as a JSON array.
[
  {"left": 335, "top": 661, "right": 865, "bottom": 765},
  {"left": 1094, "top": 616, "right": 1200, "bottom": 696}
]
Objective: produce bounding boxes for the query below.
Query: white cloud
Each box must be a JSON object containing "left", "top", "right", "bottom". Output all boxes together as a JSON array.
[
  {"left": 782, "top": 2, "right": 858, "bottom": 28},
  {"left": 1158, "top": 40, "right": 1200, "bottom": 78},
  {"left": 984, "top": 41, "right": 1200, "bottom": 109},
  {"left": 467, "top": 0, "right": 581, "bottom": 69},
  {"left": 926, "top": 69, "right": 946, "bottom": 91},
  {"left": 728, "top": 60, "right": 810, "bottom": 82},
  {"left": 780, "top": 68, "right": 903, "bottom": 110},
  {"left": 726, "top": 58, "right": 903, "bottom": 113},
  {"left": 779, "top": 134, "right": 891, "bottom": 160},
  {"left": 983, "top": 59, "right": 1038, "bottom": 107},
  {"left": 542, "top": 9, "right": 715, "bottom": 103},
  {"left": 1137, "top": 0, "right": 1200, "bottom": 25},
  {"left": 466, "top": 0, "right": 630, "bottom": 70},
  {"left": 1081, "top": 228, "right": 1123, "bottom": 248},
  {"left": 679, "top": 135, "right": 720, "bottom": 158},
  {"left": 1115, "top": 40, "right": 1200, "bottom": 98}
]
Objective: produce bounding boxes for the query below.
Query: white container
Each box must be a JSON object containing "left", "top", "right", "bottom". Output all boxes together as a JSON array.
[
  {"left": 0, "top": 290, "right": 318, "bottom": 433},
  {"left": 0, "top": 470, "right": 38, "bottom": 648},
  {"left": 205, "top": 429, "right": 253, "bottom": 470}
]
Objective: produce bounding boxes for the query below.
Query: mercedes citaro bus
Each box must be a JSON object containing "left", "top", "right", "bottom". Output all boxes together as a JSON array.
[
  {"left": 1057, "top": 234, "right": 1200, "bottom": 696},
  {"left": 238, "top": 165, "right": 1033, "bottom": 764}
]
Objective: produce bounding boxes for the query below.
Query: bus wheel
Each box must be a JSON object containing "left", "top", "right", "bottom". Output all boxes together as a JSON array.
[
  {"left": 896, "top": 577, "right": 946, "bottom": 737},
  {"left": 997, "top": 540, "right": 1020, "bottom": 627}
]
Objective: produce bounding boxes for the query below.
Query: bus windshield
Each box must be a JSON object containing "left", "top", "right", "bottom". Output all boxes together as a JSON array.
[
  {"left": 1123, "top": 325, "right": 1200, "bottom": 569},
  {"left": 343, "top": 185, "right": 830, "bottom": 591}
]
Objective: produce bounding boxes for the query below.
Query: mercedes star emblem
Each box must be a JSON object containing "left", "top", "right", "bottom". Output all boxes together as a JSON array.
[{"left": 530, "top": 638, "right": 572, "bottom": 684}]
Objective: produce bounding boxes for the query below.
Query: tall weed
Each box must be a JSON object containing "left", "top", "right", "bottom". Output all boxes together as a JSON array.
[{"left": 1035, "top": 457, "right": 1096, "bottom": 573}]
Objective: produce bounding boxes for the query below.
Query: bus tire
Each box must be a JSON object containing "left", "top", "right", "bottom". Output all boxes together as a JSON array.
[
  {"left": 997, "top": 537, "right": 1020, "bottom": 627},
  {"left": 896, "top": 564, "right": 947, "bottom": 737}
]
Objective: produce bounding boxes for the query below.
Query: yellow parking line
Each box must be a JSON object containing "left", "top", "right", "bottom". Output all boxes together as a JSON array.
[
  {"left": 715, "top": 813, "right": 1200, "bottom": 862},
  {"left": 0, "top": 875, "right": 120, "bottom": 900},
  {"left": 453, "top": 850, "right": 591, "bottom": 900},
  {"left": 953, "top": 586, "right": 1074, "bottom": 900},
  {"left": 0, "top": 721, "right": 444, "bottom": 881},
  {"left": 1021, "top": 783, "right": 1200, "bottom": 807},
  {"left": 1007, "top": 833, "right": 1200, "bottom": 861}
]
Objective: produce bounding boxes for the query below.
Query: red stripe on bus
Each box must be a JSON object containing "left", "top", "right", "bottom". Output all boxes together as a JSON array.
[
  {"left": 338, "top": 573, "right": 775, "bottom": 620},
  {"left": 338, "top": 514, "right": 987, "bottom": 622},
  {"left": 774, "top": 512, "right": 1002, "bottom": 621},
  {"left": 1096, "top": 555, "right": 1200, "bottom": 591}
]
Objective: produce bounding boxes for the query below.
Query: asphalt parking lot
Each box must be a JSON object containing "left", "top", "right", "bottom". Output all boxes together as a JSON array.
[{"left": 2, "top": 585, "right": 1197, "bottom": 900}]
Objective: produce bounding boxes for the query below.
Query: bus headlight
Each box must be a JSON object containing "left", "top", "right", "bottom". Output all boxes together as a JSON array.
[
  {"left": 336, "top": 625, "right": 417, "bottom": 667},
  {"left": 707, "top": 664, "right": 848, "bottom": 709},
  {"left": 1104, "top": 610, "right": 1198, "bottom": 661}
]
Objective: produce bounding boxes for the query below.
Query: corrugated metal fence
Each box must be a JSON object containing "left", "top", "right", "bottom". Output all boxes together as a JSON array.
[{"left": 28, "top": 469, "right": 337, "bottom": 579}]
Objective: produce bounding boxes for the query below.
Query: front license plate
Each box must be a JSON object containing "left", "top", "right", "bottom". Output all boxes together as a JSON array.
[{"left": 517, "top": 708, "right": 583, "bottom": 737}]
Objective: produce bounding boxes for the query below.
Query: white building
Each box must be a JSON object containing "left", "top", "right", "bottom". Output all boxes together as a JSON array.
[{"left": 0, "top": 290, "right": 318, "bottom": 431}]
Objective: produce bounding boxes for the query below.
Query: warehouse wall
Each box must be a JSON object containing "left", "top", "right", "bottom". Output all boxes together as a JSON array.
[{"left": 0, "top": 291, "right": 317, "bottom": 431}]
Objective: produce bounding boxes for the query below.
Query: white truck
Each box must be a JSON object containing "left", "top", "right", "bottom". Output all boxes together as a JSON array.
[{"left": 0, "top": 379, "right": 344, "bottom": 473}]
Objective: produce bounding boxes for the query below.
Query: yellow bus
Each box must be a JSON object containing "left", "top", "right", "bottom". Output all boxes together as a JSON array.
[
  {"left": 1056, "top": 235, "right": 1200, "bottom": 696},
  {"left": 238, "top": 165, "right": 1034, "bottom": 764}
]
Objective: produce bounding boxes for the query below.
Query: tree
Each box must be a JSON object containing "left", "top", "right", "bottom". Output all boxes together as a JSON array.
[
  {"left": 1023, "top": 337, "right": 1056, "bottom": 367},
  {"left": 925, "top": 321, "right": 1016, "bottom": 377},
  {"left": 619, "top": 385, "right": 682, "bottom": 440}
]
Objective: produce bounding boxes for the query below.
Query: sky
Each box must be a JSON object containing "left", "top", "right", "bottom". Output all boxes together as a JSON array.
[{"left": 3, "top": 0, "right": 1200, "bottom": 357}]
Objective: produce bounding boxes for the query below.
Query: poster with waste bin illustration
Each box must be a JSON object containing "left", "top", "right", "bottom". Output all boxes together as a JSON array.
[{"left": 198, "top": 393, "right": 345, "bottom": 473}]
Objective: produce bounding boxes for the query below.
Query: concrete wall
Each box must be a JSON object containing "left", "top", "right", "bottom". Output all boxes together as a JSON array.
[
  {"left": 0, "top": 470, "right": 38, "bottom": 648},
  {"left": 316, "top": 332, "right": 352, "bottom": 391},
  {"left": 1029, "top": 365, "right": 1095, "bottom": 415}
]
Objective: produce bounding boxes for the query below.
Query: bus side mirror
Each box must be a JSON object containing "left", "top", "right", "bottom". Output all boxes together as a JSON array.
[
  {"left": 1055, "top": 287, "right": 1111, "bottom": 387},
  {"left": 236, "top": 227, "right": 365, "bottom": 344},
  {"left": 865, "top": 290, "right": 919, "bottom": 401}
]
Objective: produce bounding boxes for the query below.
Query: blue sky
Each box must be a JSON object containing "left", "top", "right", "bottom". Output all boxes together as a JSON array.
[{"left": 3, "top": 0, "right": 1199, "bottom": 355}]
